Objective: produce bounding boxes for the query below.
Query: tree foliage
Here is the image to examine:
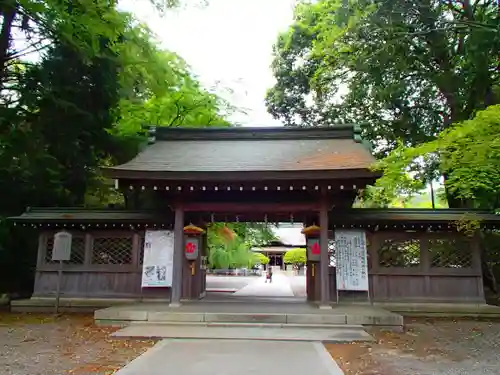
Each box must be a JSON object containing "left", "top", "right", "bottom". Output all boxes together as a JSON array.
[
  {"left": 0, "top": 0, "right": 233, "bottom": 294},
  {"left": 283, "top": 248, "right": 307, "bottom": 265},
  {"left": 267, "top": 0, "right": 500, "bottom": 206},
  {"left": 206, "top": 223, "right": 276, "bottom": 269},
  {"left": 374, "top": 105, "right": 500, "bottom": 210},
  {"left": 252, "top": 252, "right": 270, "bottom": 266}
]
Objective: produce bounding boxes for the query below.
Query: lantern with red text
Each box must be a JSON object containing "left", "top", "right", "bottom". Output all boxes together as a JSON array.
[
  {"left": 307, "top": 238, "right": 321, "bottom": 261},
  {"left": 184, "top": 237, "right": 200, "bottom": 261}
]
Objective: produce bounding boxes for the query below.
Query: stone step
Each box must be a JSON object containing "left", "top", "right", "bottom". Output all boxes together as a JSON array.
[
  {"left": 128, "top": 321, "right": 365, "bottom": 330},
  {"left": 95, "top": 309, "right": 404, "bottom": 329},
  {"left": 111, "top": 324, "right": 375, "bottom": 343}
]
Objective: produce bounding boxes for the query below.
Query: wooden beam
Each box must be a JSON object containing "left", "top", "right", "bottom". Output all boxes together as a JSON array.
[
  {"left": 180, "top": 202, "right": 321, "bottom": 213},
  {"left": 105, "top": 169, "right": 381, "bottom": 182}
]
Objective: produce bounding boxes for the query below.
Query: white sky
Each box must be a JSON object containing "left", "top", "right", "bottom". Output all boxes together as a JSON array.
[{"left": 119, "top": 0, "right": 297, "bottom": 126}]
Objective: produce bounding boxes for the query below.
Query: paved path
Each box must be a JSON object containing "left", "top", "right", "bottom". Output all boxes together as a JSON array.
[
  {"left": 232, "top": 273, "right": 294, "bottom": 297},
  {"left": 206, "top": 275, "right": 255, "bottom": 292},
  {"left": 115, "top": 339, "right": 344, "bottom": 375}
]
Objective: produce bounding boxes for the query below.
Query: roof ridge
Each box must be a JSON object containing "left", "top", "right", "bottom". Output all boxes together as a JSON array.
[{"left": 141, "top": 125, "right": 361, "bottom": 143}]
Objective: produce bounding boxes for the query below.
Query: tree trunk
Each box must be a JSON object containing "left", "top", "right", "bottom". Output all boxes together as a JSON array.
[{"left": 0, "top": 2, "right": 16, "bottom": 91}]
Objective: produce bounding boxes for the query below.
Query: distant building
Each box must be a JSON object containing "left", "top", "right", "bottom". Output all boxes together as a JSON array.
[{"left": 252, "top": 223, "right": 306, "bottom": 269}]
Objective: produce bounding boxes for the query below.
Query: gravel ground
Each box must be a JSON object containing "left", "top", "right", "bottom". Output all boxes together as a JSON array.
[
  {"left": 327, "top": 318, "right": 500, "bottom": 375},
  {"left": 0, "top": 313, "right": 156, "bottom": 375}
]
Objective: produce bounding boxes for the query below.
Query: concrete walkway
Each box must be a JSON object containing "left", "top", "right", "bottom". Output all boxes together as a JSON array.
[
  {"left": 232, "top": 273, "right": 294, "bottom": 297},
  {"left": 115, "top": 339, "right": 344, "bottom": 375}
]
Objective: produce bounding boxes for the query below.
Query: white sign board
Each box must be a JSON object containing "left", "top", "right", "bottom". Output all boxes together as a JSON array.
[
  {"left": 141, "top": 230, "right": 174, "bottom": 287},
  {"left": 335, "top": 229, "right": 369, "bottom": 291},
  {"left": 52, "top": 231, "right": 72, "bottom": 261}
]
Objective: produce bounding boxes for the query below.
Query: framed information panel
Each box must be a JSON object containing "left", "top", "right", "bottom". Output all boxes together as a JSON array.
[
  {"left": 141, "top": 230, "right": 174, "bottom": 287},
  {"left": 334, "top": 229, "right": 369, "bottom": 291}
]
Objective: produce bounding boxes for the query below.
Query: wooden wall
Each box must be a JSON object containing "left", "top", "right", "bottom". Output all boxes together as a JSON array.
[
  {"left": 331, "top": 230, "right": 484, "bottom": 303},
  {"left": 34, "top": 230, "right": 170, "bottom": 299},
  {"left": 34, "top": 228, "right": 485, "bottom": 304}
]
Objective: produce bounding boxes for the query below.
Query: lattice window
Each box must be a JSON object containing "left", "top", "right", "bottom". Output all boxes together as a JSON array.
[
  {"left": 91, "top": 236, "right": 133, "bottom": 265},
  {"left": 378, "top": 239, "right": 420, "bottom": 267},
  {"left": 328, "top": 239, "right": 336, "bottom": 267},
  {"left": 429, "top": 238, "right": 472, "bottom": 268},
  {"left": 44, "top": 235, "right": 85, "bottom": 264}
]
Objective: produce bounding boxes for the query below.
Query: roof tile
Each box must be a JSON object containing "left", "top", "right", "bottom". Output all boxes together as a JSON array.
[{"left": 110, "top": 138, "right": 375, "bottom": 173}]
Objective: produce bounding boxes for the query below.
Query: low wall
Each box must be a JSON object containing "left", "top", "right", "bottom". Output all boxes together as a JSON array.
[
  {"left": 331, "top": 230, "right": 485, "bottom": 303},
  {"left": 34, "top": 230, "right": 173, "bottom": 300}
]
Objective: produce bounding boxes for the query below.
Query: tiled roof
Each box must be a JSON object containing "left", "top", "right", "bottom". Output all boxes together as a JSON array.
[
  {"left": 9, "top": 208, "right": 500, "bottom": 227},
  {"left": 105, "top": 126, "right": 376, "bottom": 177}
]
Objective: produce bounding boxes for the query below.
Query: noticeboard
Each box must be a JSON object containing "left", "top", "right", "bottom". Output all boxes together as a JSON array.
[
  {"left": 141, "top": 230, "right": 174, "bottom": 287},
  {"left": 334, "top": 229, "right": 369, "bottom": 291},
  {"left": 52, "top": 231, "right": 72, "bottom": 261}
]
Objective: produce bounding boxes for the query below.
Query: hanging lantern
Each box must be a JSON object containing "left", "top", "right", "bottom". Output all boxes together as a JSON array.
[
  {"left": 183, "top": 224, "right": 205, "bottom": 235},
  {"left": 301, "top": 225, "right": 320, "bottom": 236}
]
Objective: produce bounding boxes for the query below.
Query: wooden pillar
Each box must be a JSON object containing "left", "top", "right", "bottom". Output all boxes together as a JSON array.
[
  {"left": 420, "top": 234, "right": 431, "bottom": 297},
  {"left": 319, "top": 197, "right": 331, "bottom": 308},
  {"left": 471, "top": 231, "right": 485, "bottom": 301},
  {"left": 170, "top": 206, "right": 184, "bottom": 307}
]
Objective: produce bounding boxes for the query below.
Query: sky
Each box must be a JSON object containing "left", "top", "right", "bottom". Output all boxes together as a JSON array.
[{"left": 119, "top": 0, "right": 298, "bottom": 127}]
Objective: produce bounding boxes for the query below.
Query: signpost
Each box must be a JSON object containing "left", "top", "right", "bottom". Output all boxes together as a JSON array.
[
  {"left": 141, "top": 230, "right": 174, "bottom": 287},
  {"left": 334, "top": 229, "right": 370, "bottom": 304},
  {"left": 52, "top": 231, "right": 72, "bottom": 314}
]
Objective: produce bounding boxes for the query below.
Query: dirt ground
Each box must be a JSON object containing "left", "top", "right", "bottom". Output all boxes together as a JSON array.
[
  {"left": 0, "top": 313, "right": 156, "bottom": 375},
  {"left": 3, "top": 313, "right": 500, "bottom": 375},
  {"left": 326, "top": 318, "right": 500, "bottom": 375}
]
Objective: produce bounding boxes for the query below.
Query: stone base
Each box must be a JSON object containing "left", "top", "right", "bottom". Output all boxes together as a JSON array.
[
  {"left": 110, "top": 324, "right": 375, "bottom": 343},
  {"left": 374, "top": 302, "right": 500, "bottom": 317},
  {"left": 93, "top": 302, "right": 404, "bottom": 331}
]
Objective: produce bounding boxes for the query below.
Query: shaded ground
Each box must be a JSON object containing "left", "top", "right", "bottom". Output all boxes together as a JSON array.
[
  {"left": 327, "top": 318, "right": 500, "bottom": 375},
  {"left": 0, "top": 313, "right": 156, "bottom": 375}
]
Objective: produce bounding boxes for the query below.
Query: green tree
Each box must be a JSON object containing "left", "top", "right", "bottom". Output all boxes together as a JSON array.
[
  {"left": 373, "top": 104, "right": 500, "bottom": 292},
  {"left": 0, "top": 0, "right": 228, "bottom": 295},
  {"left": 207, "top": 224, "right": 251, "bottom": 269},
  {"left": 206, "top": 223, "right": 276, "bottom": 269},
  {"left": 374, "top": 105, "right": 500, "bottom": 211},
  {"left": 283, "top": 248, "right": 307, "bottom": 266},
  {"left": 250, "top": 252, "right": 270, "bottom": 267},
  {"left": 266, "top": 0, "right": 500, "bottom": 206}
]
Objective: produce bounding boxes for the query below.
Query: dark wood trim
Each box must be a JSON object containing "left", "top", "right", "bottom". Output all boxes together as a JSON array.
[
  {"left": 132, "top": 233, "right": 141, "bottom": 267},
  {"left": 37, "top": 266, "right": 140, "bottom": 273},
  {"left": 104, "top": 169, "right": 381, "bottom": 181},
  {"left": 180, "top": 202, "right": 323, "bottom": 213},
  {"left": 84, "top": 233, "right": 92, "bottom": 266},
  {"left": 36, "top": 233, "right": 45, "bottom": 268},
  {"left": 148, "top": 124, "right": 359, "bottom": 141},
  {"left": 370, "top": 269, "right": 479, "bottom": 276},
  {"left": 13, "top": 208, "right": 500, "bottom": 227}
]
